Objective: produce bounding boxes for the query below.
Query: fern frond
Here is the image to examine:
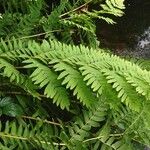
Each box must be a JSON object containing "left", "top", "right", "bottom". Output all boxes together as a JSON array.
[
  {"left": 100, "top": 0, "right": 125, "bottom": 17},
  {"left": 0, "top": 36, "right": 149, "bottom": 149},
  {"left": 1, "top": 37, "right": 150, "bottom": 110},
  {"left": 42, "top": 0, "right": 68, "bottom": 34},
  {"left": 102, "top": 69, "right": 144, "bottom": 111},
  {"left": 131, "top": 59, "right": 150, "bottom": 71},
  {"left": 0, "top": 38, "right": 39, "bottom": 98},
  {"left": 0, "top": 120, "right": 61, "bottom": 150},
  {"left": 59, "top": 99, "right": 108, "bottom": 149},
  {"left": 53, "top": 62, "right": 98, "bottom": 108},
  {"left": 23, "top": 58, "right": 70, "bottom": 110},
  {"left": 89, "top": 122, "right": 133, "bottom": 150},
  {"left": 11, "top": 39, "right": 149, "bottom": 111}
]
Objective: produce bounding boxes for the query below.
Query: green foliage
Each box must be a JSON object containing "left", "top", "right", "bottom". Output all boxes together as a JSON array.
[
  {"left": 0, "top": 97, "right": 23, "bottom": 117},
  {"left": 0, "top": 0, "right": 125, "bottom": 48},
  {"left": 0, "top": 0, "right": 149, "bottom": 150},
  {"left": 0, "top": 38, "right": 149, "bottom": 149},
  {"left": 0, "top": 120, "right": 62, "bottom": 150}
]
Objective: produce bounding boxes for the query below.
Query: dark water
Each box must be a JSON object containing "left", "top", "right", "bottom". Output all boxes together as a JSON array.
[{"left": 97, "top": 0, "right": 150, "bottom": 59}]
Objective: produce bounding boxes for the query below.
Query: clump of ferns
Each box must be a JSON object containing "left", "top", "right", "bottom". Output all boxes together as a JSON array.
[{"left": 0, "top": 37, "right": 149, "bottom": 149}]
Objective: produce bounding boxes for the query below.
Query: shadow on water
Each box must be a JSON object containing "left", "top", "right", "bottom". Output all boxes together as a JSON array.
[{"left": 97, "top": 0, "right": 150, "bottom": 59}]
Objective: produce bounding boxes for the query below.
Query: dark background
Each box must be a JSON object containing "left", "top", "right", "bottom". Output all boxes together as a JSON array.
[{"left": 97, "top": 0, "right": 150, "bottom": 50}]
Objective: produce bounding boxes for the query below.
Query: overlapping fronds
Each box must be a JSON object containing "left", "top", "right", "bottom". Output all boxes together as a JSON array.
[
  {"left": 0, "top": 120, "right": 62, "bottom": 150},
  {"left": 0, "top": 38, "right": 149, "bottom": 110},
  {"left": 1, "top": 0, "right": 150, "bottom": 149},
  {"left": 0, "top": 0, "right": 125, "bottom": 47},
  {"left": 0, "top": 38, "right": 149, "bottom": 149}
]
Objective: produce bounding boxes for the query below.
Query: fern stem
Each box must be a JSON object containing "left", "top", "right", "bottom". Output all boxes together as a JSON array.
[
  {"left": 132, "top": 138, "right": 150, "bottom": 148},
  {"left": 2, "top": 91, "right": 46, "bottom": 98},
  {"left": 19, "top": 29, "right": 63, "bottom": 40},
  {"left": 0, "top": 133, "right": 65, "bottom": 146},
  {"left": 2, "top": 91, "right": 80, "bottom": 105},
  {"left": 0, "top": 133, "right": 28, "bottom": 140},
  {"left": 21, "top": 115, "right": 61, "bottom": 126},
  {"left": 0, "top": 83, "right": 10, "bottom": 86},
  {"left": 124, "top": 110, "right": 144, "bottom": 135},
  {"left": 3, "top": 30, "right": 63, "bottom": 43},
  {"left": 83, "top": 133, "right": 124, "bottom": 143},
  {"left": 59, "top": 0, "right": 92, "bottom": 18}
]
